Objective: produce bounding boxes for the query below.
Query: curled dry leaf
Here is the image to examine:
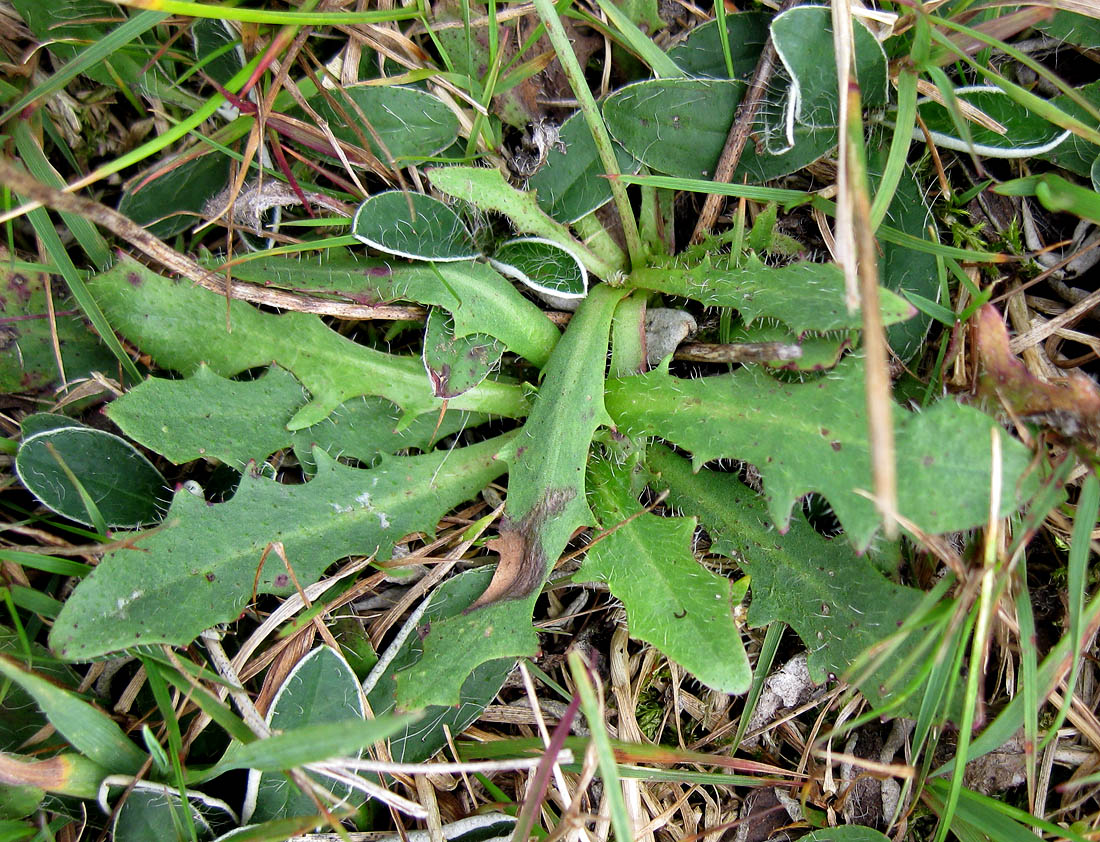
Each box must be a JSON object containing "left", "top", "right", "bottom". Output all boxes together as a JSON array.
[
  {"left": 469, "top": 487, "right": 575, "bottom": 610},
  {"left": 974, "top": 303, "right": 1100, "bottom": 447},
  {"left": 203, "top": 181, "right": 351, "bottom": 232}
]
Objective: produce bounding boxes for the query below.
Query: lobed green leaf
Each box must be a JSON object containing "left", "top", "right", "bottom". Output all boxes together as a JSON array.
[
  {"left": 607, "top": 357, "right": 1038, "bottom": 550},
  {"left": 49, "top": 434, "right": 513, "bottom": 660}
]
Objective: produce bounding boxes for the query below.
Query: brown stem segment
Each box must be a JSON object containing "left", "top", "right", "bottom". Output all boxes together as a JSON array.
[
  {"left": 0, "top": 157, "right": 421, "bottom": 321},
  {"left": 690, "top": 0, "right": 799, "bottom": 245}
]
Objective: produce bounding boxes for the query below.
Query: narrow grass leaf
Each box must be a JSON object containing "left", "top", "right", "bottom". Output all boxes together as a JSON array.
[
  {"left": 567, "top": 651, "right": 632, "bottom": 842},
  {"left": 1040, "top": 470, "right": 1098, "bottom": 749},
  {"left": 93, "top": 0, "right": 414, "bottom": 26},
  {"left": 591, "top": 0, "right": 684, "bottom": 78},
  {"left": 0, "top": 654, "right": 146, "bottom": 773},
  {"left": 530, "top": 0, "right": 643, "bottom": 264},
  {"left": 20, "top": 204, "right": 142, "bottom": 383},
  {"left": 872, "top": 71, "right": 918, "bottom": 229},
  {"left": 212, "top": 715, "right": 419, "bottom": 775},
  {"left": 0, "top": 10, "right": 167, "bottom": 126},
  {"left": 1014, "top": 549, "right": 1039, "bottom": 805},
  {"left": 732, "top": 622, "right": 783, "bottom": 749},
  {"left": 12, "top": 124, "right": 110, "bottom": 269}
]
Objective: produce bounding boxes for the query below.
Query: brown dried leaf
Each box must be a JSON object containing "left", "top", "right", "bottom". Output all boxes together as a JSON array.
[
  {"left": 469, "top": 527, "right": 532, "bottom": 610},
  {"left": 469, "top": 487, "right": 575, "bottom": 610},
  {"left": 974, "top": 303, "right": 1100, "bottom": 446}
]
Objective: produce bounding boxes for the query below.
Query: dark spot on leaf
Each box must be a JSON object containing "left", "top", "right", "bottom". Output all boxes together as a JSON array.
[
  {"left": 820, "top": 427, "right": 830, "bottom": 436},
  {"left": 923, "top": 455, "right": 934, "bottom": 466},
  {"left": 126, "top": 272, "right": 142, "bottom": 287},
  {"left": 366, "top": 266, "right": 391, "bottom": 277},
  {"left": 830, "top": 441, "right": 842, "bottom": 451},
  {"left": 274, "top": 573, "right": 289, "bottom": 587},
  {"left": 9, "top": 274, "right": 31, "bottom": 302},
  {"left": 205, "top": 572, "right": 216, "bottom": 582}
]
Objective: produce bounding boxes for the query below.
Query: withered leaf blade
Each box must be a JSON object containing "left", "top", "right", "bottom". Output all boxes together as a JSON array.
[
  {"left": 974, "top": 303, "right": 1100, "bottom": 446},
  {"left": 469, "top": 487, "right": 575, "bottom": 610},
  {"left": 469, "top": 527, "right": 530, "bottom": 610}
]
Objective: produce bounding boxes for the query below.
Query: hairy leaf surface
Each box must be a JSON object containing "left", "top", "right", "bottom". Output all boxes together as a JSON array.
[
  {"left": 607, "top": 357, "right": 1038, "bottom": 549},
  {"left": 109, "top": 365, "right": 483, "bottom": 470},
  {"left": 90, "top": 258, "right": 527, "bottom": 429},
  {"left": 628, "top": 262, "right": 914, "bottom": 334},
  {"left": 577, "top": 458, "right": 750, "bottom": 693},
  {"left": 648, "top": 445, "right": 922, "bottom": 711},
  {"left": 396, "top": 285, "right": 627, "bottom": 707},
  {"left": 220, "top": 252, "right": 559, "bottom": 367},
  {"left": 50, "top": 435, "right": 511, "bottom": 660}
]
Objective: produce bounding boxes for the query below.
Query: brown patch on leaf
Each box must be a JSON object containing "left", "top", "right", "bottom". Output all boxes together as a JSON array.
[
  {"left": 974, "top": 304, "right": 1100, "bottom": 447},
  {"left": 469, "top": 487, "right": 575, "bottom": 610},
  {"left": 0, "top": 753, "right": 72, "bottom": 790}
]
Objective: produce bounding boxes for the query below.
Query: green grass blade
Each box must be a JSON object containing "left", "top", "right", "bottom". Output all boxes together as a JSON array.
[
  {"left": 712, "top": 0, "right": 735, "bottom": 79},
  {"left": 19, "top": 200, "right": 143, "bottom": 384},
  {"left": 872, "top": 71, "right": 918, "bottom": 230},
  {"left": 941, "top": 575, "right": 1100, "bottom": 775},
  {"left": 1014, "top": 547, "right": 1039, "bottom": 808},
  {"left": 13, "top": 125, "right": 111, "bottom": 270},
  {"left": 0, "top": 10, "right": 167, "bottom": 126},
  {"left": 911, "top": 608, "right": 966, "bottom": 759},
  {"left": 531, "top": 0, "right": 643, "bottom": 267},
  {"left": 929, "top": 29, "right": 1100, "bottom": 148},
  {"left": 590, "top": 0, "right": 685, "bottom": 79},
  {"left": 928, "top": 13, "right": 1100, "bottom": 126},
  {"left": 0, "top": 549, "right": 91, "bottom": 579},
  {"left": 613, "top": 173, "right": 812, "bottom": 208},
  {"left": 732, "top": 622, "right": 783, "bottom": 749},
  {"left": 934, "top": 510, "right": 1001, "bottom": 842},
  {"left": 925, "top": 64, "right": 976, "bottom": 167},
  {"left": 65, "top": 50, "right": 265, "bottom": 194},
  {"left": 567, "top": 651, "right": 633, "bottom": 842},
  {"left": 1039, "top": 470, "right": 1098, "bottom": 749},
  {"left": 810, "top": 195, "right": 1008, "bottom": 262},
  {"left": 0, "top": 653, "right": 147, "bottom": 774},
  {"left": 111, "top": 0, "right": 414, "bottom": 25},
  {"left": 140, "top": 657, "right": 200, "bottom": 842},
  {"left": 40, "top": 440, "right": 109, "bottom": 535},
  {"left": 926, "top": 779, "right": 1092, "bottom": 842}
]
